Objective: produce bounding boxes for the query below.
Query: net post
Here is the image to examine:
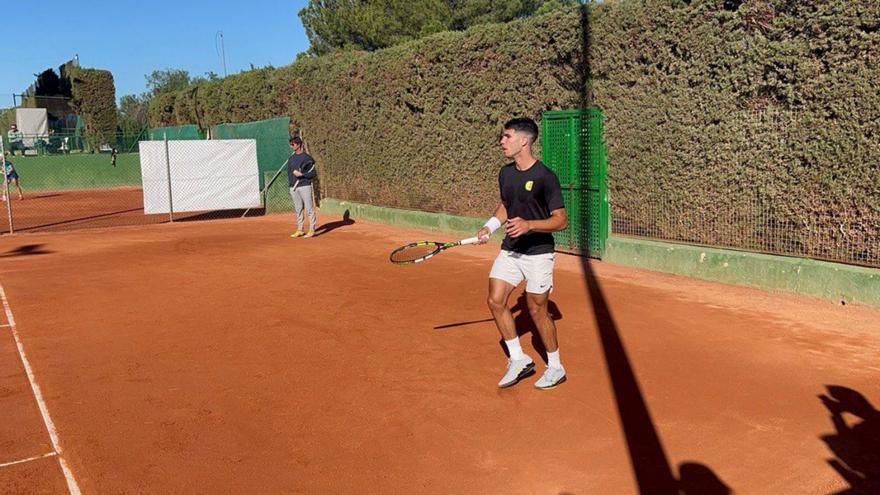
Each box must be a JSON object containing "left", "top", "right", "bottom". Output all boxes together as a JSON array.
[
  {"left": 1, "top": 139, "right": 12, "bottom": 234},
  {"left": 164, "top": 132, "right": 174, "bottom": 222}
]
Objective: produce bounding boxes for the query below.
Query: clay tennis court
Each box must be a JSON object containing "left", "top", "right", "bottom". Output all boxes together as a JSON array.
[
  {"left": 1, "top": 187, "right": 260, "bottom": 235},
  {"left": 0, "top": 212, "right": 877, "bottom": 494}
]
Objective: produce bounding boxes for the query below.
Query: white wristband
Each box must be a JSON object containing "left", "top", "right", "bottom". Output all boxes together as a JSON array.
[{"left": 483, "top": 216, "right": 502, "bottom": 234}]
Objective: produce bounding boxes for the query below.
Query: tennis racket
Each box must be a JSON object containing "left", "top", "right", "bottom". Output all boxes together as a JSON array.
[
  {"left": 292, "top": 163, "right": 315, "bottom": 191},
  {"left": 390, "top": 236, "right": 482, "bottom": 264}
]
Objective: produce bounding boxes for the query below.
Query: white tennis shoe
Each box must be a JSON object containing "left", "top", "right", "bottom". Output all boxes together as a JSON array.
[
  {"left": 534, "top": 365, "right": 567, "bottom": 390},
  {"left": 498, "top": 355, "right": 535, "bottom": 388}
]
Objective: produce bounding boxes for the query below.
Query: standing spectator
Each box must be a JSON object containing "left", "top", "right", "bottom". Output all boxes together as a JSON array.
[
  {"left": 7, "top": 123, "right": 24, "bottom": 156},
  {"left": 287, "top": 136, "right": 318, "bottom": 238}
]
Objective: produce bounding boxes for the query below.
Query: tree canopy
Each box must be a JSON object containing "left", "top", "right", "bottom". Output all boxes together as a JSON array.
[{"left": 299, "top": 0, "right": 578, "bottom": 55}]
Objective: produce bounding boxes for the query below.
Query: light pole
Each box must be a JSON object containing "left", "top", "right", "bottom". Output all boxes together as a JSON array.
[{"left": 216, "top": 31, "right": 228, "bottom": 77}]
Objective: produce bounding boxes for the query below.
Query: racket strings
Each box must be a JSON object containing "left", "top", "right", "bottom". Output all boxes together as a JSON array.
[{"left": 390, "top": 243, "right": 440, "bottom": 263}]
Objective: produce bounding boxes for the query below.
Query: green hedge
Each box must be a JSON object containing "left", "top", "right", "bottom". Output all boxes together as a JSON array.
[
  {"left": 148, "top": 124, "right": 203, "bottom": 141},
  {"left": 149, "top": 11, "right": 583, "bottom": 215},
  {"left": 70, "top": 68, "right": 117, "bottom": 151},
  {"left": 590, "top": 0, "right": 880, "bottom": 264},
  {"left": 148, "top": 1, "right": 879, "bottom": 263}
]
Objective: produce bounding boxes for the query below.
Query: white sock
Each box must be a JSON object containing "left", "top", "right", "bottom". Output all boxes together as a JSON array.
[
  {"left": 547, "top": 350, "right": 562, "bottom": 369},
  {"left": 505, "top": 338, "right": 524, "bottom": 360}
]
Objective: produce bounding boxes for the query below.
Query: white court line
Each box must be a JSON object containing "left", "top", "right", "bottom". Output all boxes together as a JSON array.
[
  {"left": 0, "top": 452, "right": 57, "bottom": 468},
  {"left": 1, "top": 323, "right": 10, "bottom": 327},
  {"left": 0, "top": 284, "right": 81, "bottom": 494}
]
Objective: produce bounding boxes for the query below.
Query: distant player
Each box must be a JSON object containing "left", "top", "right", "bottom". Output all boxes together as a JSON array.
[{"left": 1, "top": 154, "right": 24, "bottom": 201}]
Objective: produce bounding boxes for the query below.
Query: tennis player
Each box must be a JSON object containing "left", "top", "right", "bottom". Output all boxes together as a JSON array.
[
  {"left": 476, "top": 118, "right": 568, "bottom": 389},
  {"left": 1, "top": 154, "right": 23, "bottom": 201}
]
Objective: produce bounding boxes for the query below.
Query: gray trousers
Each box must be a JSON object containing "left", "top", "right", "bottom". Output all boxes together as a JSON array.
[{"left": 290, "top": 185, "right": 317, "bottom": 231}]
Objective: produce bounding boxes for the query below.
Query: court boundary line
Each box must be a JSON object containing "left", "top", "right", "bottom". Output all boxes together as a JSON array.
[
  {"left": 0, "top": 452, "right": 57, "bottom": 468},
  {"left": 0, "top": 283, "right": 81, "bottom": 494}
]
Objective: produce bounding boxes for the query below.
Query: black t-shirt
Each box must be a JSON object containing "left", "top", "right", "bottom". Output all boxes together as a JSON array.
[{"left": 498, "top": 160, "right": 565, "bottom": 255}]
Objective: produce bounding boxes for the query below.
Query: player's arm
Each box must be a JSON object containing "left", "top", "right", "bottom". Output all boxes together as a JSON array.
[
  {"left": 476, "top": 203, "right": 507, "bottom": 243},
  {"left": 507, "top": 208, "right": 567, "bottom": 238}
]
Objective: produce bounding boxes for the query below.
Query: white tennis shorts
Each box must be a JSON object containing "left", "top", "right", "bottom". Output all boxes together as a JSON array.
[{"left": 489, "top": 250, "right": 555, "bottom": 294}]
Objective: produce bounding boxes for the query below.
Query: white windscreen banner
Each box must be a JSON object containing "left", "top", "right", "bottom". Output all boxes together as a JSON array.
[
  {"left": 15, "top": 108, "right": 48, "bottom": 147},
  {"left": 139, "top": 139, "right": 261, "bottom": 214}
]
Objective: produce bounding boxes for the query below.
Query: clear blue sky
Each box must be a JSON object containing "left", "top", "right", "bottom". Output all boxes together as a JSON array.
[{"left": 2, "top": 0, "right": 311, "bottom": 107}]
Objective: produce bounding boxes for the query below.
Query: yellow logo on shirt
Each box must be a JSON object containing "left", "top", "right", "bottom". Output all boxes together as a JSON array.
[{"left": 524, "top": 180, "right": 534, "bottom": 191}]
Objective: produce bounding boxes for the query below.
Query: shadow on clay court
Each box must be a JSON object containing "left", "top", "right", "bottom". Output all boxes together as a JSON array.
[
  {"left": 577, "top": 255, "right": 731, "bottom": 495},
  {"left": 16, "top": 207, "right": 145, "bottom": 232},
  {"left": 0, "top": 244, "right": 53, "bottom": 257},
  {"left": 572, "top": 3, "right": 729, "bottom": 493},
  {"left": 433, "top": 292, "right": 563, "bottom": 366},
  {"left": 818, "top": 385, "right": 880, "bottom": 494},
  {"left": 176, "top": 208, "right": 266, "bottom": 222},
  {"left": 313, "top": 209, "right": 355, "bottom": 237}
]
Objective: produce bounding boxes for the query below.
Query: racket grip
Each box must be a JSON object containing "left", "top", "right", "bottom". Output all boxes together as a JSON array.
[{"left": 460, "top": 236, "right": 480, "bottom": 246}]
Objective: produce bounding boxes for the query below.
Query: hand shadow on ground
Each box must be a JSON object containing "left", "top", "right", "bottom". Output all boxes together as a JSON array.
[
  {"left": 496, "top": 292, "right": 563, "bottom": 365},
  {"left": 556, "top": 462, "right": 731, "bottom": 495},
  {"left": 819, "top": 385, "right": 880, "bottom": 495},
  {"left": 313, "top": 209, "right": 355, "bottom": 237},
  {"left": 0, "top": 244, "right": 52, "bottom": 257}
]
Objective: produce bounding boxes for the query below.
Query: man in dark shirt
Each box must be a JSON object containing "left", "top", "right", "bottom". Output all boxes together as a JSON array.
[
  {"left": 476, "top": 117, "right": 568, "bottom": 389},
  {"left": 287, "top": 137, "right": 318, "bottom": 237}
]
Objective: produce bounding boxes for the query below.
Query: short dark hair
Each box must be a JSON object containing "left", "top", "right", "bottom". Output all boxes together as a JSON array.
[
  {"left": 289, "top": 136, "right": 303, "bottom": 146},
  {"left": 503, "top": 117, "right": 538, "bottom": 145}
]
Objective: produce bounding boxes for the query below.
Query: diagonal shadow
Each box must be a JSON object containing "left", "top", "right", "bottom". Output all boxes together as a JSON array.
[
  {"left": 579, "top": 256, "right": 680, "bottom": 494},
  {"left": 313, "top": 209, "right": 355, "bottom": 237},
  {"left": 17, "top": 207, "right": 145, "bottom": 232},
  {"left": 433, "top": 292, "right": 563, "bottom": 365},
  {"left": 175, "top": 207, "right": 266, "bottom": 222},
  {"left": 433, "top": 317, "right": 494, "bottom": 330},
  {"left": 819, "top": 385, "right": 880, "bottom": 494},
  {"left": 575, "top": 3, "right": 728, "bottom": 493},
  {"left": 0, "top": 244, "right": 53, "bottom": 257}
]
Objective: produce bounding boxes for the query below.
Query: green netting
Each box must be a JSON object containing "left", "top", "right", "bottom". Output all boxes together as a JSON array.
[
  {"left": 8, "top": 152, "right": 142, "bottom": 191},
  {"left": 265, "top": 171, "right": 293, "bottom": 214},
  {"left": 211, "top": 117, "right": 291, "bottom": 189},
  {"left": 148, "top": 125, "right": 203, "bottom": 141},
  {"left": 541, "top": 108, "right": 608, "bottom": 258}
]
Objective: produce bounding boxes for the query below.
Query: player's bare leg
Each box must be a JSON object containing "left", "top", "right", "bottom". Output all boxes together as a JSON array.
[{"left": 489, "top": 278, "right": 535, "bottom": 387}]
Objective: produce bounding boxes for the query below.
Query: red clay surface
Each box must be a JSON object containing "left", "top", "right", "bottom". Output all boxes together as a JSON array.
[
  {"left": 0, "top": 213, "right": 878, "bottom": 494},
  {"left": 0, "top": 188, "right": 164, "bottom": 234},
  {"left": 0, "top": 187, "right": 251, "bottom": 235}
]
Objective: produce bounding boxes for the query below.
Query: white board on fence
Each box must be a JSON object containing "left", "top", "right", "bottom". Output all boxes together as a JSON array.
[
  {"left": 138, "top": 139, "right": 261, "bottom": 214},
  {"left": 15, "top": 108, "right": 48, "bottom": 147}
]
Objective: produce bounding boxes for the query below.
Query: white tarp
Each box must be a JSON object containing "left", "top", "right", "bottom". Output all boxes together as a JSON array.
[
  {"left": 139, "top": 139, "right": 261, "bottom": 214},
  {"left": 15, "top": 108, "right": 48, "bottom": 147}
]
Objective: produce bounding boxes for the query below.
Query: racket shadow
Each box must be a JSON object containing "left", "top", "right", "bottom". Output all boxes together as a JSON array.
[{"left": 432, "top": 292, "right": 563, "bottom": 364}]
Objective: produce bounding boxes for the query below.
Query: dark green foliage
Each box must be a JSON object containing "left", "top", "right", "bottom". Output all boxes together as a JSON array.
[
  {"left": 118, "top": 94, "right": 150, "bottom": 134},
  {"left": 150, "top": 11, "right": 583, "bottom": 214},
  {"left": 298, "top": 0, "right": 578, "bottom": 55},
  {"left": 69, "top": 68, "right": 117, "bottom": 152},
  {"left": 590, "top": 0, "right": 880, "bottom": 263},
  {"left": 149, "top": 0, "right": 879, "bottom": 263},
  {"left": 145, "top": 68, "right": 194, "bottom": 97}
]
